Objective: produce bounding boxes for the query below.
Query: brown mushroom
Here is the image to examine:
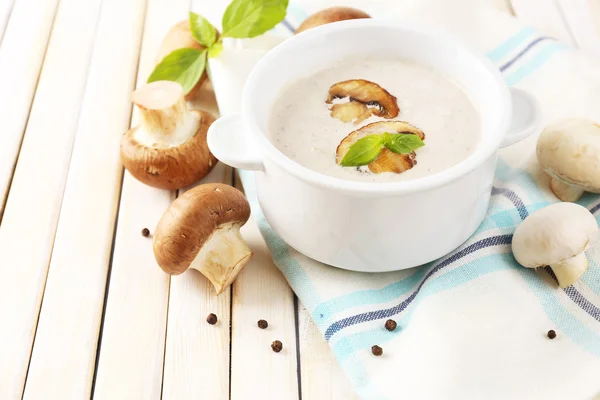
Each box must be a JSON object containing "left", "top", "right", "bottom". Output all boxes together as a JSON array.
[
  {"left": 327, "top": 80, "right": 399, "bottom": 123},
  {"left": 153, "top": 183, "right": 252, "bottom": 295},
  {"left": 155, "top": 20, "right": 207, "bottom": 101},
  {"left": 120, "top": 80, "right": 217, "bottom": 190},
  {"left": 295, "top": 7, "right": 370, "bottom": 34},
  {"left": 336, "top": 121, "right": 425, "bottom": 174}
]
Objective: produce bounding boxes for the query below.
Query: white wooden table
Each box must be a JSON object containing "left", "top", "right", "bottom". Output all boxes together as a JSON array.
[{"left": 0, "top": 0, "right": 599, "bottom": 399}]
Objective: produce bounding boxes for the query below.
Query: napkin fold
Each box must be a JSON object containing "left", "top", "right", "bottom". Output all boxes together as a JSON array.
[{"left": 210, "top": 1, "right": 600, "bottom": 398}]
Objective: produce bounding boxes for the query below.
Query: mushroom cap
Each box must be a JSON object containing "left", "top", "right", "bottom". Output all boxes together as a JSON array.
[
  {"left": 155, "top": 20, "right": 207, "bottom": 100},
  {"left": 120, "top": 109, "right": 217, "bottom": 190},
  {"left": 512, "top": 202, "right": 598, "bottom": 268},
  {"left": 153, "top": 183, "right": 251, "bottom": 275},
  {"left": 295, "top": 7, "right": 370, "bottom": 34},
  {"left": 536, "top": 118, "right": 600, "bottom": 193}
]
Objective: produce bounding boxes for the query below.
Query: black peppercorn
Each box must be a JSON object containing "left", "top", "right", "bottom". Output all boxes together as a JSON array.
[
  {"left": 385, "top": 319, "right": 397, "bottom": 331},
  {"left": 371, "top": 345, "right": 383, "bottom": 356},
  {"left": 547, "top": 330, "right": 557, "bottom": 339},
  {"left": 271, "top": 340, "right": 283, "bottom": 352},
  {"left": 257, "top": 319, "right": 268, "bottom": 329},
  {"left": 206, "top": 313, "right": 218, "bottom": 325},
  {"left": 141, "top": 228, "right": 150, "bottom": 237}
]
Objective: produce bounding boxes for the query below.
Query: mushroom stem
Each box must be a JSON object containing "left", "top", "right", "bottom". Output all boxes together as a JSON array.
[
  {"left": 549, "top": 252, "right": 589, "bottom": 288},
  {"left": 132, "top": 81, "right": 199, "bottom": 147},
  {"left": 550, "top": 178, "right": 585, "bottom": 202},
  {"left": 189, "top": 223, "right": 253, "bottom": 295}
]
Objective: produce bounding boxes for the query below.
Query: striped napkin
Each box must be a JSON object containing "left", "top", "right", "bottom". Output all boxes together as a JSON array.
[{"left": 213, "top": 0, "right": 600, "bottom": 398}]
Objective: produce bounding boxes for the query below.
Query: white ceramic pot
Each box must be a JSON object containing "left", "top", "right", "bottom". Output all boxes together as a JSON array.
[{"left": 207, "top": 20, "right": 542, "bottom": 272}]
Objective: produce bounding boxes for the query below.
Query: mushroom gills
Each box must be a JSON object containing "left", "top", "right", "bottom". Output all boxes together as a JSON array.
[
  {"left": 550, "top": 252, "right": 589, "bottom": 288},
  {"left": 132, "top": 81, "right": 201, "bottom": 148},
  {"left": 188, "top": 222, "right": 253, "bottom": 295}
]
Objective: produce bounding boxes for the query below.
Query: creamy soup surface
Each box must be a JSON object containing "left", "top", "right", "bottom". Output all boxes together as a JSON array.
[{"left": 268, "top": 57, "right": 482, "bottom": 182}]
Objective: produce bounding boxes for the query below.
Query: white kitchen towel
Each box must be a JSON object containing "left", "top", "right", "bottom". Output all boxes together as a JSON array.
[{"left": 211, "top": 0, "right": 600, "bottom": 398}]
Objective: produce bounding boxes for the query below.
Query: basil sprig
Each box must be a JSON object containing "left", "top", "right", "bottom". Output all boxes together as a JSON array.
[
  {"left": 340, "top": 132, "right": 425, "bottom": 167},
  {"left": 148, "top": 0, "right": 288, "bottom": 94}
]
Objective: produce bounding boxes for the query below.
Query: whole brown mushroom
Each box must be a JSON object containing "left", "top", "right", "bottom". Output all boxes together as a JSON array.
[
  {"left": 120, "top": 80, "right": 217, "bottom": 190},
  {"left": 295, "top": 7, "right": 370, "bottom": 34},
  {"left": 153, "top": 183, "right": 253, "bottom": 295},
  {"left": 155, "top": 20, "right": 208, "bottom": 100}
]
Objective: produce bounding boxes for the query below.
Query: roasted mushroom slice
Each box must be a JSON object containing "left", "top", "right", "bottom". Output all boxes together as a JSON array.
[
  {"left": 326, "top": 79, "right": 399, "bottom": 122},
  {"left": 330, "top": 102, "right": 372, "bottom": 124},
  {"left": 336, "top": 121, "right": 425, "bottom": 174},
  {"left": 368, "top": 148, "right": 416, "bottom": 174}
]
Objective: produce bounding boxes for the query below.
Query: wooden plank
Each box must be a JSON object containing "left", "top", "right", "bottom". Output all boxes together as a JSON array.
[
  {"left": 0, "top": 0, "right": 103, "bottom": 398},
  {"left": 0, "top": 0, "right": 60, "bottom": 216},
  {"left": 92, "top": 0, "right": 190, "bottom": 399},
  {"left": 161, "top": 163, "right": 233, "bottom": 400},
  {"left": 591, "top": 0, "right": 600, "bottom": 37},
  {"left": 160, "top": 3, "right": 233, "bottom": 399},
  {"left": 298, "top": 304, "right": 358, "bottom": 400},
  {"left": 229, "top": 174, "right": 299, "bottom": 400},
  {"left": 21, "top": 0, "right": 147, "bottom": 399},
  {"left": 556, "top": 0, "right": 600, "bottom": 55},
  {"left": 0, "top": 0, "right": 15, "bottom": 43},
  {"left": 510, "top": 0, "right": 575, "bottom": 44}
]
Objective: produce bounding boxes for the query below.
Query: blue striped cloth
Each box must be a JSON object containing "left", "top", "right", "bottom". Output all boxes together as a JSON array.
[{"left": 236, "top": 1, "right": 600, "bottom": 398}]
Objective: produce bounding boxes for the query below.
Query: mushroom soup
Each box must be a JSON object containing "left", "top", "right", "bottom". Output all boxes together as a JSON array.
[{"left": 269, "top": 57, "right": 481, "bottom": 182}]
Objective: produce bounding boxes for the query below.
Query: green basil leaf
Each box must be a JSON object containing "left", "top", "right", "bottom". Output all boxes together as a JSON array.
[
  {"left": 340, "top": 135, "right": 384, "bottom": 167},
  {"left": 221, "top": 0, "right": 288, "bottom": 39},
  {"left": 208, "top": 41, "right": 223, "bottom": 58},
  {"left": 189, "top": 12, "right": 217, "bottom": 47},
  {"left": 148, "top": 48, "right": 207, "bottom": 95},
  {"left": 383, "top": 133, "right": 425, "bottom": 154}
]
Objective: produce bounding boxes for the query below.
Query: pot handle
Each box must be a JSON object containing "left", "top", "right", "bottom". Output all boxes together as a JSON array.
[
  {"left": 500, "top": 88, "right": 543, "bottom": 148},
  {"left": 207, "top": 114, "right": 264, "bottom": 171}
]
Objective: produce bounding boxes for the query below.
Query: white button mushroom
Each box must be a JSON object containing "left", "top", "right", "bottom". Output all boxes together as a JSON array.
[
  {"left": 153, "top": 183, "right": 253, "bottom": 295},
  {"left": 536, "top": 118, "right": 600, "bottom": 202},
  {"left": 120, "top": 81, "right": 217, "bottom": 190},
  {"left": 512, "top": 202, "right": 598, "bottom": 288}
]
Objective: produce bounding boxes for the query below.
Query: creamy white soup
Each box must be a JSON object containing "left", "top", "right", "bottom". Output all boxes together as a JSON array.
[{"left": 268, "top": 57, "right": 481, "bottom": 182}]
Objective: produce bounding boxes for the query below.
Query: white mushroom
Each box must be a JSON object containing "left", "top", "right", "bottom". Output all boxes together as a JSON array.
[
  {"left": 512, "top": 202, "right": 598, "bottom": 288},
  {"left": 153, "top": 183, "right": 252, "bottom": 295},
  {"left": 536, "top": 119, "right": 600, "bottom": 202}
]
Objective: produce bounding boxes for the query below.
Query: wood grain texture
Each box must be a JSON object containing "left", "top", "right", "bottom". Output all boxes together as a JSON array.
[
  {"left": 21, "top": 0, "right": 148, "bottom": 399},
  {"left": 160, "top": 3, "right": 233, "bottom": 399},
  {"left": 0, "top": 0, "right": 60, "bottom": 216},
  {"left": 161, "top": 163, "right": 233, "bottom": 400},
  {"left": 509, "top": 0, "right": 575, "bottom": 44},
  {"left": 229, "top": 175, "right": 299, "bottom": 400},
  {"left": 0, "top": 0, "right": 15, "bottom": 44},
  {"left": 591, "top": 0, "right": 600, "bottom": 39},
  {"left": 0, "top": 0, "right": 103, "bottom": 398},
  {"left": 92, "top": 0, "right": 190, "bottom": 399},
  {"left": 556, "top": 0, "right": 600, "bottom": 55},
  {"left": 298, "top": 304, "right": 358, "bottom": 400}
]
